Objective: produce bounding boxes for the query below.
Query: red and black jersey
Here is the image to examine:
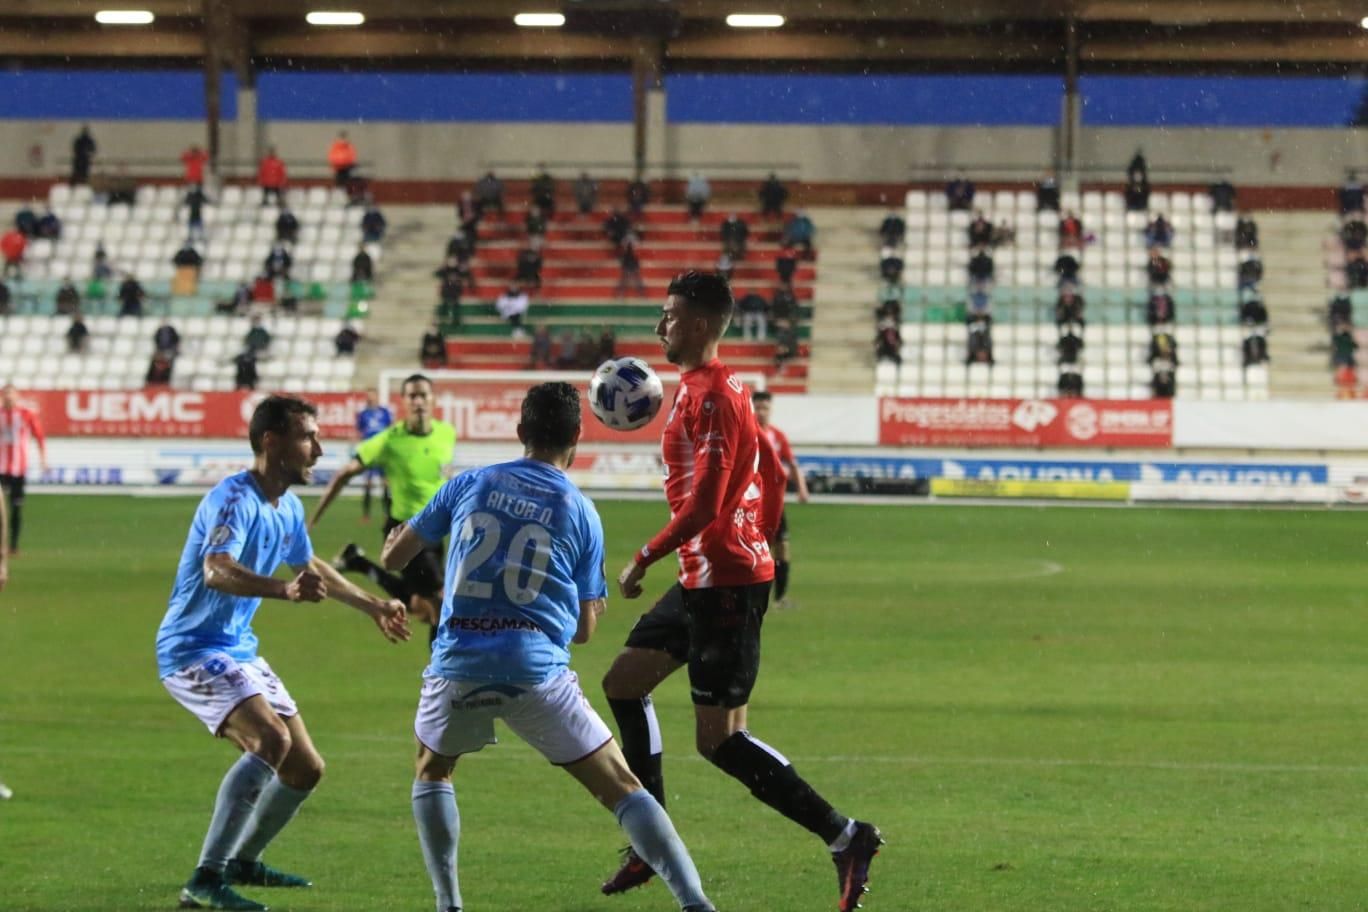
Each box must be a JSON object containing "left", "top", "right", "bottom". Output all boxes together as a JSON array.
[{"left": 638, "top": 359, "right": 783, "bottom": 589}]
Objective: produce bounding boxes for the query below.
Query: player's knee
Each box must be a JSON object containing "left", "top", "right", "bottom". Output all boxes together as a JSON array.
[
  {"left": 601, "top": 663, "right": 634, "bottom": 699},
  {"left": 297, "top": 751, "right": 326, "bottom": 789},
  {"left": 249, "top": 720, "right": 293, "bottom": 767}
]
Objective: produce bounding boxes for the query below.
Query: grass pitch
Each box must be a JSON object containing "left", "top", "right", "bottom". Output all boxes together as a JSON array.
[{"left": 3, "top": 496, "right": 1368, "bottom": 912}]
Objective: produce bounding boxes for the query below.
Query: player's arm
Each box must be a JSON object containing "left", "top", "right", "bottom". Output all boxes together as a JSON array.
[
  {"left": 777, "top": 435, "right": 809, "bottom": 502},
  {"left": 203, "top": 552, "right": 325, "bottom": 602},
  {"left": 757, "top": 430, "right": 786, "bottom": 542},
  {"left": 383, "top": 476, "right": 459, "bottom": 572},
  {"left": 573, "top": 598, "right": 607, "bottom": 644},
  {"left": 309, "top": 456, "right": 367, "bottom": 529},
  {"left": 381, "top": 521, "right": 428, "bottom": 571},
  {"left": 0, "top": 484, "right": 8, "bottom": 592},
  {"left": 298, "top": 557, "right": 410, "bottom": 643},
  {"left": 27, "top": 411, "right": 47, "bottom": 472}
]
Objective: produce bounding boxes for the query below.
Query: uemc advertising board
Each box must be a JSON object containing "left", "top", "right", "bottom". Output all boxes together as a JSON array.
[{"left": 878, "top": 398, "right": 1173, "bottom": 448}]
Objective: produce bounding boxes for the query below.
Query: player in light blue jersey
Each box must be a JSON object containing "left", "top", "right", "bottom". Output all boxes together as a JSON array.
[
  {"left": 156, "top": 395, "right": 410, "bottom": 912},
  {"left": 354, "top": 389, "right": 393, "bottom": 522},
  {"left": 382, "top": 382, "right": 716, "bottom": 912}
]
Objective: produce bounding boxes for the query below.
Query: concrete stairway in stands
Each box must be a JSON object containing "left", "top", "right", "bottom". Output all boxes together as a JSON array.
[
  {"left": 1257, "top": 210, "right": 1336, "bottom": 398},
  {"left": 805, "top": 205, "right": 886, "bottom": 393}
]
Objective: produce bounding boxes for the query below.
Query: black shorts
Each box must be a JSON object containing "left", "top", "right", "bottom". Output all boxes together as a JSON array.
[
  {"left": 624, "top": 580, "right": 771, "bottom": 708},
  {"left": 384, "top": 517, "right": 444, "bottom": 599},
  {"left": 0, "top": 474, "right": 25, "bottom": 505}
]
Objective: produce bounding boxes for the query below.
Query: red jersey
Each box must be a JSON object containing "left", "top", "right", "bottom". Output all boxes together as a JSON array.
[
  {"left": 638, "top": 359, "right": 784, "bottom": 589},
  {"left": 0, "top": 405, "right": 45, "bottom": 477},
  {"left": 181, "top": 148, "right": 209, "bottom": 184},
  {"left": 762, "top": 424, "right": 796, "bottom": 481},
  {"left": 258, "top": 155, "right": 287, "bottom": 188}
]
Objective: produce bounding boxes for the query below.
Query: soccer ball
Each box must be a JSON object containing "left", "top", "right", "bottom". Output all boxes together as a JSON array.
[{"left": 589, "top": 357, "right": 665, "bottom": 431}]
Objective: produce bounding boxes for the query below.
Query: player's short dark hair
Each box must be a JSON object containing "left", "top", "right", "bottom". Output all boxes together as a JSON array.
[
  {"left": 401, "top": 373, "right": 432, "bottom": 393},
  {"left": 667, "top": 270, "right": 733, "bottom": 322},
  {"left": 751, "top": 390, "right": 773, "bottom": 404},
  {"left": 249, "top": 395, "right": 317, "bottom": 454},
  {"left": 521, "top": 382, "right": 581, "bottom": 452}
]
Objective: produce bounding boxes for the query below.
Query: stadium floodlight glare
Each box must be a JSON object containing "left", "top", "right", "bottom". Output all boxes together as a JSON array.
[
  {"left": 726, "top": 13, "right": 785, "bottom": 28},
  {"left": 306, "top": 11, "right": 365, "bottom": 26},
  {"left": 1362, "top": 15, "right": 1368, "bottom": 28},
  {"left": 94, "top": 10, "right": 155, "bottom": 24},
  {"left": 514, "top": 12, "right": 566, "bottom": 27}
]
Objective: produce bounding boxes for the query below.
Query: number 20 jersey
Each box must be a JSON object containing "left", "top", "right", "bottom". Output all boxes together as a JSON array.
[{"left": 409, "top": 458, "right": 607, "bottom": 685}]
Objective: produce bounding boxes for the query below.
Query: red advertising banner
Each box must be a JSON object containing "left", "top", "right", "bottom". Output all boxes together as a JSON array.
[
  {"left": 422, "top": 378, "right": 672, "bottom": 445},
  {"left": 878, "top": 398, "right": 1173, "bottom": 448}
]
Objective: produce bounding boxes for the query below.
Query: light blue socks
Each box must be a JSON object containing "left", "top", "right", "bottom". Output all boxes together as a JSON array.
[
  {"left": 197, "top": 753, "right": 276, "bottom": 872},
  {"left": 412, "top": 780, "right": 462, "bottom": 912},
  {"left": 615, "top": 788, "right": 711, "bottom": 910}
]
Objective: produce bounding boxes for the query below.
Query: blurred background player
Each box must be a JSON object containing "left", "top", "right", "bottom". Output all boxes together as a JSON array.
[
  {"left": 382, "top": 381, "right": 716, "bottom": 912},
  {"left": 354, "top": 390, "right": 393, "bottom": 522},
  {"left": 751, "top": 390, "right": 810, "bottom": 610},
  {"left": 604, "top": 272, "right": 882, "bottom": 912},
  {"left": 0, "top": 483, "right": 10, "bottom": 799},
  {"left": 311, "top": 374, "right": 455, "bottom": 644},
  {"left": 155, "top": 395, "right": 409, "bottom": 912},
  {"left": 0, "top": 383, "right": 47, "bottom": 555}
]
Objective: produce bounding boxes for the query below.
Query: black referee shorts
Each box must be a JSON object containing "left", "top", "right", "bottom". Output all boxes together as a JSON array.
[
  {"left": 0, "top": 474, "right": 25, "bottom": 506},
  {"left": 624, "top": 580, "right": 772, "bottom": 709},
  {"left": 383, "top": 517, "right": 444, "bottom": 599}
]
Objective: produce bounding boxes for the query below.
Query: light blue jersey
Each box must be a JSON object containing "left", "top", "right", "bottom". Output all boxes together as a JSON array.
[
  {"left": 409, "top": 458, "right": 607, "bottom": 685},
  {"left": 155, "top": 471, "right": 314, "bottom": 678}
]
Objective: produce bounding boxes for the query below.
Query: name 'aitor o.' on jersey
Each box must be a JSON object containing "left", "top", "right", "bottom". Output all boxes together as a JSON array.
[
  {"left": 356, "top": 420, "right": 456, "bottom": 522},
  {"left": 409, "top": 459, "right": 607, "bottom": 685},
  {"left": 155, "top": 471, "right": 313, "bottom": 677},
  {"left": 638, "top": 359, "right": 783, "bottom": 589}
]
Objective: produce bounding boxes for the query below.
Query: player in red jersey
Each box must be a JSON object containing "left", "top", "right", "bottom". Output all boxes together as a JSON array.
[
  {"left": 751, "top": 390, "right": 809, "bottom": 610},
  {"left": 0, "top": 482, "right": 9, "bottom": 799},
  {"left": 0, "top": 384, "right": 47, "bottom": 555},
  {"left": 601, "top": 272, "right": 881, "bottom": 912}
]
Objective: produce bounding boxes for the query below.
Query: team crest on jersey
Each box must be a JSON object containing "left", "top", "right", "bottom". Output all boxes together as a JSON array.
[{"left": 209, "top": 525, "right": 233, "bottom": 546}]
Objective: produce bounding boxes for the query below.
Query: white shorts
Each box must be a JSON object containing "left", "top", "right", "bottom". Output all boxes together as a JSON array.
[
  {"left": 414, "top": 669, "right": 612, "bottom": 766},
  {"left": 162, "top": 653, "right": 298, "bottom": 735}
]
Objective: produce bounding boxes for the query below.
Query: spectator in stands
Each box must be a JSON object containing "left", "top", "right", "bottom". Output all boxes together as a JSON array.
[
  {"left": 574, "top": 172, "right": 598, "bottom": 216},
  {"left": 172, "top": 242, "right": 203, "bottom": 271},
  {"left": 36, "top": 208, "right": 61, "bottom": 241},
  {"left": 1331, "top": 294, "right": 1353, "bottom": 325},
  {"left": 256, "top": 147, "right": 287, "bottom": 206},
  {"left": 351, "top": 244, "right": 374, "bottom": 284},
  {"left": 71, "top": 125, "right": 96, "bottom": 185},
  {"left": 686, "top": 172, "right": 711, "bottom": 223},
  {"left": 473, "top": 171, "right": 505, "bottom": 217},
  {"left": 496, "top": 284, "right": 530, "bottom": 335},
  {"left": 876, "top": 292, "right": 901, "bottom": 324},
  {"left": 627, "top": 177, "right": 650, "bottom": 218},
  {"left": 574, "top": 332, "right": 597, "bottom": 370},
  {"left": 55, "top": 279, "right": 80, "bottom": 315},
  {"left": 967, "top": 288, "right": 992, "bottom": 321},
  {"left": 244, "top": 315, "right": 272, "bottom": 354},
  {"left": 945, "top": 173, "right": 975, "bottom": 211},
  {"left": 1, "top": 227, "right": 26, "bottom": 278},
  {"left": 13, "top": 204, "right": 36, "bottom": 237},
  {"left": 596, "top": 327, "right": 616, "bottom": 364},
  {"left": 328, "top": 131, "right": 358, "bottom": 187},
  {"left": 1125, "top": 174, "right": 1151, "bottom": 212},
  {"left": 446, "top": 229, "right": 474, "bottom": 266},
  {"left": 1146, "top": 214, "right": 1174, "bottom": 248},
  {"left": 768, "top": 282, "right": 798, "bottom": 325},
  {"left": 1336, "top": 362, "right": 1358, "bottom": 398},
  {"left": 1127, "top": 149, "right": 1148, "bottom": 185},
  {"left": 879, "top": 211, "right": 905, "bottom": 248},
  {"left": 264, "top": 243, "right": 292, "bottom": 281},
  {"left": 1332, "top": 319, "right": 1358, "bottom": 366},
  {"left": 1238, "top": 255, "right": 1264, "bottom": 292},
  {"left": 117, "top": 275, "right": 145, "bottom": 317},
  {"left": 1058, "top": 368, "right": 1084, "bottom": 398},
  {"left": 93, "top": 243, "right": 112, "bottom": 281},
  {"left": 1350, "top": 257, "right": 1368, "bottom": 290},
  {"left": 967, "top": 249, "right": 995, "bottom": 286},
  {"left": 991, "top": 219, "right": 1015, "bottom": 248},
  {"left": 615, "top": 237, "right": 646, "bottom": 298},
  {"left": 1235, "top": 213, "right": 1259, "bottom": 250},
  {"left": 737, "top": 290, "right": 769, "bottom": 341},
  {"left": 275, "top": 208, "right": 300, "bottom": 244},
  {"left": 1149, "top": 331, "right": 1178, "bottom": 398},
  {"left": 250, "top": 273, "right": 275, "bottom": 305},
  {"left": 1059, "top": 210, "right": 1084, "bottom": 250},
  {"left": 1240, "top": 296, "right": 1268, "bottom": 326},
  {"left": 776, "top": 245, "right": 798, "bottom": 286},
  {"left": 184, "top": 184, "right": 210, "bottom": 244},
  {"left": 145, "top": 349, "right": 174, "bottom": 386},
  {"left": 1054, "top": 252, "right": 1080, "bottom": 285},
  {"left": 1210, "top": 179, "right": 1237, "bottom": 213},
  {"left": 65, "top": 311, "right": 89, "bottom": 354},
  {"left": 1056, "top": 329, "right": 1084, "bottom": 365},
  {"left": 759, "top": 173, "right": 788, "bottom": 219},
  {"left": 1242, "top": 327, "right": 1269, "bottom": 367},
  {"left": 420, "top": 323, "right": 447, "bottom": 368},
  {"left": 456, "top": 192, "right": 480, "bottom": 249},
  {"left": 434, "top": 256, "right": 468, "bottom": 324},
  {"left": 1056, "top": 287, "right": 1086, "bottom": 327},
  {"left": 965, "top": 321, "right": 994, "bottom": 365},
  {"left": 527, "top": 325, "right": 553, "bottom": 369},
  {"left": 1342, "top": 215, "right": 1368, "bottom": 254},
  {"left": 0, "top": 280, "right": 10, "bottom": 316},
  {"left": 335, "top": 321, "right": 361, "bottom": 356},
  {"left": 715, "top": 251, "right": 735, "bottom": 283},
  {"left": 233, "top": 350, "right": 259, "bottom": 390},
  {"left": 515, "top": 246, "right": 543, "bottom": 290},
  {"left": 1147, "top": 248, "right": 1172, "bottom": 287},
  {"left": 603, "top": 208, "right": 630, "bottom": 248},
  {"left": 1146, "top": 291, "right": 1175, "bottom": 326},
  {"left": 773, "top": 318, "right": 799, "bottom": 370},
  {"left": 720, "top": 213, "right": 749, "bottom": 260},
  {"left": 1341, "top": 172, "right": 1365, "bottom": 215},
  {"left": 525, "top": 205, "right": 548, "bottom": 245},
  {"left": 1036, "top": 170, "right": 1060, "bottom": 211},
  {"left": 874, "top": 317, "right": 901, "bottom": 366},
  {"left": 531, "top": 165, "right": 557, "bottom": 215},
  {"left": 553, "top": 330, "right": 578, "bottom": 369},
  {"left": 361, "top": 203, "right": 387, "bottom": 243},
  {"left": 180, "top": 144, "right": 209, "bottom": 188},
  {"left": 968, "top": 211, "right": 993, "bottom": 249},
  {"left": 154, "top": 319, "right": 180, "bottom": 356}
]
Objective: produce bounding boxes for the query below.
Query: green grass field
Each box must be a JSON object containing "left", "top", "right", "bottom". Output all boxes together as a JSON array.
[{"left": 4, "top": 496, "right": 1368, "bottom": 912}]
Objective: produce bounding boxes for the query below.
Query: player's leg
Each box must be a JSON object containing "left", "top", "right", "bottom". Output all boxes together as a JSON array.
[
  {"left": 686, "top": 583, "right": 882, "bottom": 912},
  {"left": 335, "top": 537, "right": 410, "bottom": 601},
  {"left": 227, "top": 708, "right": 321, "bottom": 889},
  {"left": 413, "top": 744, "right": 463, "bottom": 912},
  {"left": 2, "top": 475, "right": 23, "bottom": 554},
  {"left": 360, "top": 469, "right": 374, "bottom": 521},
  {"left": 773, "top": 512, "right": 792, "bottom": 608}
]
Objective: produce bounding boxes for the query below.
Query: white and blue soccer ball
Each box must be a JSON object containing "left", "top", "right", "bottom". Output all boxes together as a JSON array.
[{"left": 589, "top": 357, "right": 664, "bottom": 431}]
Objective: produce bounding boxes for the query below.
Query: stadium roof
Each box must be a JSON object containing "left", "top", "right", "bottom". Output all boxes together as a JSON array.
[{"left": 1, "top": 0, "right": 1367, "bottom": 74}]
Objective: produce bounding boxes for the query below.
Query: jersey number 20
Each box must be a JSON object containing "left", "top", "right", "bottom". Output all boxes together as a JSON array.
[{"left": 452, "top": 512, "right": 550, "bottom": 606}]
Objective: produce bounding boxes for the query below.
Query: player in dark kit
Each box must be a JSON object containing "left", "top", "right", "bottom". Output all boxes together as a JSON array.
[{"left": 602, "top": 271, "right": 882, "bottom": 912}]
